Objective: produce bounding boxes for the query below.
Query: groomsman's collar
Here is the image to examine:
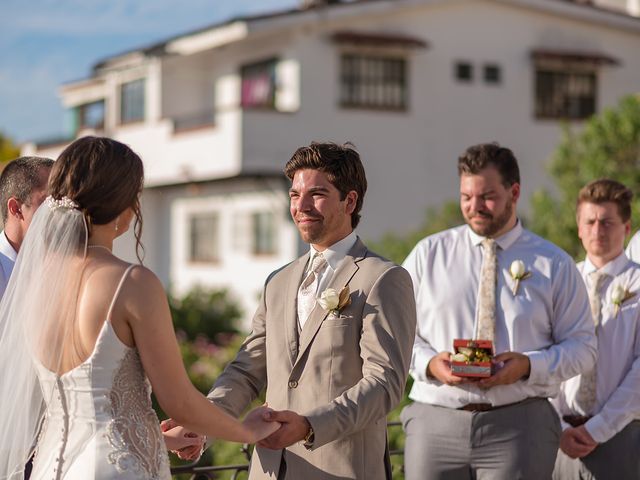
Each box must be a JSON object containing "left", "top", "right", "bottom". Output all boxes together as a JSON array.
[
  {"left": 0, "top": 230, "right": 17, "bottom": 263},
  {"left": 468, "top": 219, "right": 523, "bottom": 251},
  {"left": 308, "top": 231, "right": 358, "bottom": 271},
  {"left": 583, "top": 251, "right": 629, "bottom": 278}
]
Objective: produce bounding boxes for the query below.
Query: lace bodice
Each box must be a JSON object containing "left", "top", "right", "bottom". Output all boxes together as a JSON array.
[{"left": 106, "top": 348, "right": 168, "bottom": 477}]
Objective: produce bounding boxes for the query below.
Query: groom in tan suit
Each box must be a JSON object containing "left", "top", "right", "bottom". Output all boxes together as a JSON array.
[{"left": 208, "top": 142, "right": 415, "bottom": 479}]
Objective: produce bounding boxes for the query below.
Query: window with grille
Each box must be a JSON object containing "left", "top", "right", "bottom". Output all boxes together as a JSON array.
[
  {"left": 252, "top": 212, "right": 276, "bottom": 255},
  {"left": 340, "top": 54, "right": 407, "bottom": 110},
  {"left": 120, "top": 79, "right": 145, "bottom": 123},
  {"left": 483, "top": 64, "right": 501, "bottom": 85},
  {"left": 455, "top": 61, "right": 473, "bottom": 82},
  {"left": 535, "top": 69, "right": 596, "bottom": 119},
  {"left": 75, "top": 100, "right": 105, "bottom": 131},
  {"left": 241, "top": 58, "right": 277, "bottom": 109},
  {"left": 189, "top": 213, "right": 219, "bottom": 263}
]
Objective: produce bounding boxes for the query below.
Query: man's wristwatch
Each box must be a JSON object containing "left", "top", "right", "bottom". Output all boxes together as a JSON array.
[{"left": 303, "top": 424, "right": 315, "bottom": 449}]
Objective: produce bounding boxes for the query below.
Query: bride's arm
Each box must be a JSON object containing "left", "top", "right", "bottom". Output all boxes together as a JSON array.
[{"left": 118, "top": 266, "right": 279, "bottom": 444}]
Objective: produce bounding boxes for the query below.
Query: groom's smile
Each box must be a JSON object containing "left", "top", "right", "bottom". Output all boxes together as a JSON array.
[{"left": 289, "top": 168, "right": 357, "bottom": 250}]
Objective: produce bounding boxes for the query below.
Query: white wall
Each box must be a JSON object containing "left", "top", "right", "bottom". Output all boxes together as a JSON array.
[
  {"left": 167, "top": 178, "right": 298, "bottom": 328},
  {"left": 241, "top": 0, "right": 640, "bottom": 245}
]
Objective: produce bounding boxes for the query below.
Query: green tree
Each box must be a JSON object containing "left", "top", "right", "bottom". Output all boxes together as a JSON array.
[
  {"left": 529, "top": 95, "right": 640, "bottom": 259},
  {"left": 0, "top": 131, "right": 20, "bottom": 166}
]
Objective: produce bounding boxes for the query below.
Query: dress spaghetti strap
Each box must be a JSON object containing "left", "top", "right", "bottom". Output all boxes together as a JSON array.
[{"left": 106, "top": 264, "right": 136, "bottom": 322}]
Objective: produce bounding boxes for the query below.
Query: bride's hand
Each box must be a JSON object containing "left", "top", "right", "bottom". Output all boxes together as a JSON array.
[
  {"left": 162, "top": 425, "right": 204, "bottom": 453},
  {"left": 242, "top": 405, "right": 281, "bottom": 443}
]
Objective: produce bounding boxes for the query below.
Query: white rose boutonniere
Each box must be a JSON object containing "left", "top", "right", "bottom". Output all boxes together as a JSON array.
[
  {"left": 509, "top": 260, "right": 532, "bottom": 296},
  {"left": 317, "top": 286, "right": 351, "bottom": 316},
  {"left": 611, "top": 284, "right": 636, "bottom": 316}
]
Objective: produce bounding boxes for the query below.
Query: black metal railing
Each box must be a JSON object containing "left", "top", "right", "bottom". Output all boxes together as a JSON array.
[{"left": 171, "top": 421, "right": 403, "bottom": 479}]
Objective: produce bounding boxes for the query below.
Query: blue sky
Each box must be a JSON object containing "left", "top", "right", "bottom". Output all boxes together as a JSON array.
[{"left": 0, "top": 0, "right": 297, "bottom": 144}]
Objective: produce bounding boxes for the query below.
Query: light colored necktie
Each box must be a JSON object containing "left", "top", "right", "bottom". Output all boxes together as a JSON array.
[
  {"left": 297, "top": 253, "right": 327, "bottom": 329},
  {"left": 574, "top": 270, "right": 608, "bottom": 414},
  {"left": 476, "top": 238, "right": 497, "bottom": 343}
]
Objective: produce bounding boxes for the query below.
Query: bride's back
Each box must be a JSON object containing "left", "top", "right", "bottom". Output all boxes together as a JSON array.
[{"left": 56, "top": 253, "right": 137, "bottom": 374}]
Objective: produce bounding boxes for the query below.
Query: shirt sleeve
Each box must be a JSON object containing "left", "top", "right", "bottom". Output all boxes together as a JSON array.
[
  {"left": 402, "top": 242, "right": 438, "bottom": 383},
  {"left": 586, "top": 342, "right": 640, "bottom": 443},
  {"left": 525, "top": 255, "right": 597, "bottom": 386},
  {"left": 626, "top": 231, "right": 640, "bottom": 263}
]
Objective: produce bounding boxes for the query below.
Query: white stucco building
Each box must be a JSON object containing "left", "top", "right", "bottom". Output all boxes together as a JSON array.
[{"left": 24, "top": 0, "right": 640, "bottom": 327}]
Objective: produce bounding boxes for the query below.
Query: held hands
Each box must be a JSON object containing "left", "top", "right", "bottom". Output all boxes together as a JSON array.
[
  {"left": 242, "top": 405, "right": 282, "bottom": 443},
  {"left": 160, "top": 419, "right": 204, "bottom": 458},
  {"left": 257, "top": 410, "right": 311, "bottom": 450},
  {"left": 160, "top": 406, "right": 282, "bottom": 461},
  {"left": 559, "top": 425, "right": 598, "bottom": 459}
]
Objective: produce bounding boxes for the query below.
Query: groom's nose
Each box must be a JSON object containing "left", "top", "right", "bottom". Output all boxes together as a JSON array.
[{"left": 297, "top": 193, "right": 315, "bottom": 212}]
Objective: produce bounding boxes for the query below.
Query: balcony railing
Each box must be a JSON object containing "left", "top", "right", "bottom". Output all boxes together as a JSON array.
[{"left": 170, "top": 421, "right": 404, "bottom": 479}]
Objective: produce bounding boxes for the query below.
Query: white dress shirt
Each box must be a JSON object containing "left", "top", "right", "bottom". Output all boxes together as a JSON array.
[
  {"left": 305, "top": 231, "right": 358, "bottom": 296},
  {"left": 625, "top": 230, "right": 640, "bottom": 263},
  {"left": 552, "top": 252, "right": 640, "bottom": 443},
  {"left": 403, "top": 221, "right": 597, "bottom": 408},
  {"left": 0, "top": 231, "right": 17, "bottom": 299}
]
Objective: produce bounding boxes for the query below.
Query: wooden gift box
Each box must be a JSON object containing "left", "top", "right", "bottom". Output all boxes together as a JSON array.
[{"left": 450, "top": 339, "right": 494, "bottom": 378}]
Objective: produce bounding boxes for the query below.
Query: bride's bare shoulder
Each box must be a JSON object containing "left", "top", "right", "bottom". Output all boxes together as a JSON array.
[{"left": 123, "top": 264, "right": 165, "bottom": 298}]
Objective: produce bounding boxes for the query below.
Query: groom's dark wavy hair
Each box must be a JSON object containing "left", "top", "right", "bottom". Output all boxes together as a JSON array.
[
  {"left": 284, "top": 142, "right": 367, "bottom": 228},
  {"left": 49, "top": 136, "right": 145, "bottom": 262}
]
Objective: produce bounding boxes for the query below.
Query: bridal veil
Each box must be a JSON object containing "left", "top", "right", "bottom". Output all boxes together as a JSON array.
[{"left": 0, "top": 196, "right": 87, "bottom": 479}]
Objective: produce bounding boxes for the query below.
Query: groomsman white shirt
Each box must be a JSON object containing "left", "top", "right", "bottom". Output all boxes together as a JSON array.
[
  {"left": 552, "top": 252, "right": 640, "bottom": 443},
  {"left": 625, "top": 230, "right": 640, "bottom": 262},
  {"left": 403, "top": 221, "right": 597, "bottom": 408},
  {"left": 0, "top": 231, "right": 17, "bottom": 298}
]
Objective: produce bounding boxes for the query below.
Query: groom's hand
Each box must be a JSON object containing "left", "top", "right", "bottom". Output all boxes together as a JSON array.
[{"left": 257, "top": 410, "right": 310, "bottom": 450}]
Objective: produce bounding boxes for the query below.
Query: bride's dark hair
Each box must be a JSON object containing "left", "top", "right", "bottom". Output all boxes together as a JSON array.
[{"left": 49, "top": 136, "right": 145, "bottom": 261}]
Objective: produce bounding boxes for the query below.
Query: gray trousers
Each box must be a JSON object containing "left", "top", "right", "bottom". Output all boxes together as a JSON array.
[
  {"left": 401, "top": 398, "right": 561, "bottom": 480},
  {"left": 552, "top": 420, "right": 640, "bottom": 480}
]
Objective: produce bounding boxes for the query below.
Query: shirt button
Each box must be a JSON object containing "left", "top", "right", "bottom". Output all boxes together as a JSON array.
[{"left": 288, "top": 380, "right": 298, "bottom": 389}]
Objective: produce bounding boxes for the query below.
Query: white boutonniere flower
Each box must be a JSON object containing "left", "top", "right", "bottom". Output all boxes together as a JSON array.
[
  {"left": 611, "top": 284, "right": 636, "bottom": 316},
  {"left": 317, "top": 286, "right": 351, "bottom": 316},
  {"left": 509, "top": 260, "right": 532, "bottom": 296}
]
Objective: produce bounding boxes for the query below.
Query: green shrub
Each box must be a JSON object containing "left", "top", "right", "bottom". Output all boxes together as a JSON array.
[{"left": 169, "top": 286, "right": 242, "bottom": 341}]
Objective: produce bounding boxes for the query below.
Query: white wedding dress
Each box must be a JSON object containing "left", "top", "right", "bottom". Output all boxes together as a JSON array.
[{"left": 30, "top": 266, "right": 171, "bottom": 480}]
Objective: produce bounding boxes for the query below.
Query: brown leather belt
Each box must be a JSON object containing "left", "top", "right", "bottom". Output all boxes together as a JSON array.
[
  {"left": 563, "top": 415, "right": 592, "bottom": 428},
  {"left": 458, "top": 403, "right": 495, "bottom": 412}
]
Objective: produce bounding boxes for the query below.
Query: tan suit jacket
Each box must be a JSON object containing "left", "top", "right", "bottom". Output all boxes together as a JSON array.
[{"left": 209, "top": 238, "right": 416, "bottom": 479}]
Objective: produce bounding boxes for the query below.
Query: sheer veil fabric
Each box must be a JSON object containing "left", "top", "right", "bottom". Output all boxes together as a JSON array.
[{"left": 0, "top": 197, "right": 88, "bottom": 479}]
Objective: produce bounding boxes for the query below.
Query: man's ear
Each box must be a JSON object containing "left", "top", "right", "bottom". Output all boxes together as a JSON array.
[
  {"left": 510, "top": 183, "right": 521, "bottom": 203},
  {"left": 7, "top": 198, "right": 23, "bottom": 220},
  {"left": 345, "top": 191, "right": 358, "bottom": 215}
]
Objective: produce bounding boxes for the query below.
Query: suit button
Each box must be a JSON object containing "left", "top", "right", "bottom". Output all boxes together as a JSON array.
[{"left": 288, "top": 380, "right": 298, "bottom": 389}]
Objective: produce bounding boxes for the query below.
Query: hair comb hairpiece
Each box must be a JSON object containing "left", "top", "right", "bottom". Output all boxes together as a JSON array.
[{"left": 45, "top": 195, "right": 79, "bottom": 211}]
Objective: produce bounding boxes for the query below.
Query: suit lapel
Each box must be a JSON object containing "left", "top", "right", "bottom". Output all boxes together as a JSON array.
[
  {"left": 284, "top": 254, "right": 309, "bottom": 366},
  {"left": 295, "top": 239, "right": 367, "bottom": 365}
]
